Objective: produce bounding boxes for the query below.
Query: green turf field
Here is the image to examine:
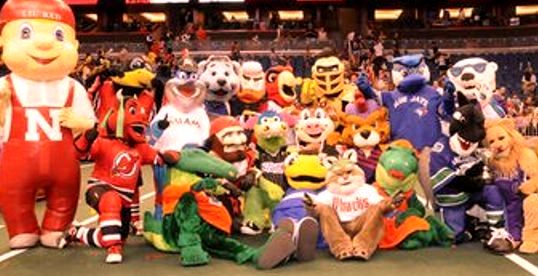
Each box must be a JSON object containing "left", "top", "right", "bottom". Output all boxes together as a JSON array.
[{"left": 1, "top": 165, "right": 538, "bottom": 276}]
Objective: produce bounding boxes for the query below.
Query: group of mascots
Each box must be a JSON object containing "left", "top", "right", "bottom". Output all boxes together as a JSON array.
[{"left": 1, "top": 0, "right": 538, "bottom": 270}]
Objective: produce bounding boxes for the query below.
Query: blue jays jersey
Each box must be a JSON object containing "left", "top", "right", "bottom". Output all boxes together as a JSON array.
[{"left": 382, "top": 81, "right": 443, "bottom": 151}]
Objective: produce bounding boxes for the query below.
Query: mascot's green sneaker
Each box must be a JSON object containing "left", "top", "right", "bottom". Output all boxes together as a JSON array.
[{"left": 254, "top": 229, "right": 296, "bottom": 269}]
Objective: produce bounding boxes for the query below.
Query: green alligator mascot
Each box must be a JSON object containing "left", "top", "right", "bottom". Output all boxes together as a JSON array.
[{"left": 144, "top": 148, "right": 297, "bottom": 269}]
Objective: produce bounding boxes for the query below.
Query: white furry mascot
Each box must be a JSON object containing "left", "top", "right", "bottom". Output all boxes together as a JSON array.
[
  {"left": 448, "top": 58, "right": 506, "bottom": 119},
  {"left": 198, "top": 55, "right": 241, "bottom": 117}
]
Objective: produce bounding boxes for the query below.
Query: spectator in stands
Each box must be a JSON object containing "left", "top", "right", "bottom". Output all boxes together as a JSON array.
[
  {"left": 457, "top": 8, "right": 466, "bottom": 26},
  {"left": 196, "top": 24, "right": 208, "bottom": 41},
  {"left": 522, "top": 65, "right": 537, "bottom": 99},
  {"left": 441, "top": 9, "right": 451, "bottom": 26},
  {"left": 145, "top": 33, "right": 154, "bottom": 52},
  {"left": 373, "top": 37, "right": 384, "bottom": 58},
  {"left": 231, "top": 41, "right": 241, "bottom": 61},
  {"left": 317, "top": 27, "right": 328, "bottom": 42},
  {"left": 305, "top": 22, "right": 317, "bottom": 41}
]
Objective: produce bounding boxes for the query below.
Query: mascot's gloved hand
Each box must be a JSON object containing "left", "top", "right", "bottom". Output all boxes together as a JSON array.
[
  {"left": 237, "top": 170, "right": 258, "bottom": 191},
  {"left": 303, "top": 193, "right": 319, "bottom": 218},
  {"left": 157, "top": 114, "right": 171, "bottom": 130},
  {"left": 0, "top": 80, "right": 10, "bottom": 127},
  {"left": 59, "top": 107, "right": 95, "bottom": 134},
  {"left": 442, "top": 79, "right": 456, "bottom": 116},
  {"left": 159, "top": 150, "right": 181, "bottom": 165},
  {"left": 259, "top": 177, "right": 284, "bottom": 201},
  {"left": 192, "top": 178, "right": 218, "bottom": 192},
  {"left": 85, "top": 124, "right": 100, "bottom": 142},
  {"left": 356, "top": 74, "right": 376, "bottom": 99},
  {"left": 444, "top": 79, "right": 456, "bottom": 96},
  {"left": 220, "top": 180, "right": 244, "bottom": 198}
]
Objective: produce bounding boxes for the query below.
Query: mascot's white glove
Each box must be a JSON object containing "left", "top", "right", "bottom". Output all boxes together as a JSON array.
[
  {"left": 59, "top": 107, "right": 95, "bottom": 135},
  {"left": 0, "top": 80, "right": 10, "bottom": 127}
]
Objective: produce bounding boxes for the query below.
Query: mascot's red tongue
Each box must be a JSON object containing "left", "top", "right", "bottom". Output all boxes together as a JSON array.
[{"left": 389, "top": 169, "right": 405, "bottom": 180}]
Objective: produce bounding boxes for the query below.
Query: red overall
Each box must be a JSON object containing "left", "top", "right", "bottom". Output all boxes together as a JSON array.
[{"left": 0, "top": 75, "right": 80, "bottom": 238}]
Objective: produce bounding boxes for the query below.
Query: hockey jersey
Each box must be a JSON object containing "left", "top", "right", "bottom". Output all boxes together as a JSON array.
[{"left": 88, "top": 138, "right": 158, "bottom": 202}]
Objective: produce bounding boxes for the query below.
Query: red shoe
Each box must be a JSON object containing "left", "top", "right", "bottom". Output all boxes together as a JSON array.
[{"left": 106, "top": 245, "right": 123, "bottom": 264}]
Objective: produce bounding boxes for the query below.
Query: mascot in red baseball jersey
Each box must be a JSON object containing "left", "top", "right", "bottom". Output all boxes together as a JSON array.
[{"left": 0, "top": 0, "right": 96, "bottom": 249}]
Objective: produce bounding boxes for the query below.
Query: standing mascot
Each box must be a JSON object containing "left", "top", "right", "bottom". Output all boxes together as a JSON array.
[
  {"left": 231, "top": 60, "right": 266, "bottom": 116},
  {"left": 198, "top": 56, "right": 241, "bottom": 117},
  {"left": 448, "top": 58, "right": 505, "bottom": 119},
  {"left": 0, "top": 0, "right": 96, "bottom": 249},
  {"left": 358, "top": 54, "right": 454, "bottom": 151}
]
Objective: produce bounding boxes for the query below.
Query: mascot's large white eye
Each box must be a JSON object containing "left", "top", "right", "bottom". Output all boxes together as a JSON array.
[
  {"left": 54, "top": 26, "right": 65, "bottom": 42},
  {"left": 342, "top": 149, "right": 358, "bottom": 164},
  {"left": 300, "top": 109, "right": 310, "bottom": 121},
  {"left": 284, "top": 153, "right": 299, "bottom": 167},
  {"left": 20, "top": 23, "right": 32, "bottom": 40},
  {"left": 268, "top": 73, "right": 277, "bottom": 83},
  {"left": 322, "top": 156, "right": 338, "bottom": 168},
  {"left": 189, "top": 73, "right": 198, "bottom": 80},
  {"left": 178, "top": 72, "right": 188, "bottom": 80},
  {"left": 273, "top": 116, "right": 281, "bottom": 123},
  {"left": 314, "top": 108, "right": 325, "bottom": 119},
  {"left": 261, "top": 117, "right": 270, "bottom": 124}
]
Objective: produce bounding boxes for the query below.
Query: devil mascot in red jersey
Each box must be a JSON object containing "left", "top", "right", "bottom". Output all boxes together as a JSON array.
[
  {"left": 0, "top": 0, "right": 96, "bottom": 249},
  {"left": 68, "top": 93, "right": 180, "bottom": 264}
]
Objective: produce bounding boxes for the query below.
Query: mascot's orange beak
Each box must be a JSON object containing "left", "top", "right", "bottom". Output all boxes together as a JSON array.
[{"left": 389, "top": 169, "right": 405, "bottom": 180}]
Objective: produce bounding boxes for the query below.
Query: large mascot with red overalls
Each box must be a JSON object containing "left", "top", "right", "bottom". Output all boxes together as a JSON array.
[{"left": 0, "top": 0, "right": 96, "bottom": 249}]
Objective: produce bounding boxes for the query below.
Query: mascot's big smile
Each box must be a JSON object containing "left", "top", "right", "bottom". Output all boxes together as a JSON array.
[
  {"left": 284, "top": 153, "right": 328, "bottom": 190},
  {"left": 30, "top": 55, "right": 58, "bottom": 65},
  {"left": 295, "top": 108, "right": 335, "bottom": 145},
  {"left": 211, "top": 89, "right": 229, "bottom": 97}
]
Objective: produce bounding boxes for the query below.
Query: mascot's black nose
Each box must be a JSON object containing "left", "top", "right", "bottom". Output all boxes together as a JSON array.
[
  {"left": 461, "top": 73, "right": 475, "bottom": 81},
  {"left": 217, "top": 79, "right": 227, "bottom": 86},
  {"left": 360, "top": 130, "right": 371, "bottom": 139}
]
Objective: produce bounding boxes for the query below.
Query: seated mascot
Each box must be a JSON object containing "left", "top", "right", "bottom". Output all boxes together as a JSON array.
[
  {"left": 66, "top": 94, "right": 181, "bottom": 264},
  {"left": 428, "top": 96, "right": 504, "bottom": 245},
  {"left": 149, "top": 58, "right": 210, "bottom": 220},
  {"left": 0, "top": 0, "right": 96, "bottom": 249},
  {"left": 307, "top": 150, "right": 400, "bottom": 261}
]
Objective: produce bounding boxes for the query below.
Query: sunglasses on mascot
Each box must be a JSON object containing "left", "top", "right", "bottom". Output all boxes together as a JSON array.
[{"left": 449, "top": 63, "right": 487, "bottom": 78}]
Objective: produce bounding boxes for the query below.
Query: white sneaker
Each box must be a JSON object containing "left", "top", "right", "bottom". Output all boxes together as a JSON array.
[
  {"left": 105, "top": 245, "right": 123, "bottom": 264},
  {"left": 240, "top": 221, "right": 263, "bottom": 235}
]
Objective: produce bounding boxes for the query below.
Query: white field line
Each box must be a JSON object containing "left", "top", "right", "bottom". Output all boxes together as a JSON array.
[
  {"left": 417, "top": 194, "right": 538, "bottom": 275},
  {"left": 0, "top": 191, "right": 155, "bottom": 263},
  {"left": 504, "top": 254, "right": 538, "bottom": 276}
]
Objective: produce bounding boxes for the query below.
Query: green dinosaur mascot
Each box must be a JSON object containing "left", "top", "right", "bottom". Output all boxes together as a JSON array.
[
  {"left": 241, "top": 111, "right": 292, "bottom": 235},
  {"left": 373, "top": 140, "right": 454, "bottom": 250},
  {"left": 144, "top": 148, "right": 296, "bottom": 269}
]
